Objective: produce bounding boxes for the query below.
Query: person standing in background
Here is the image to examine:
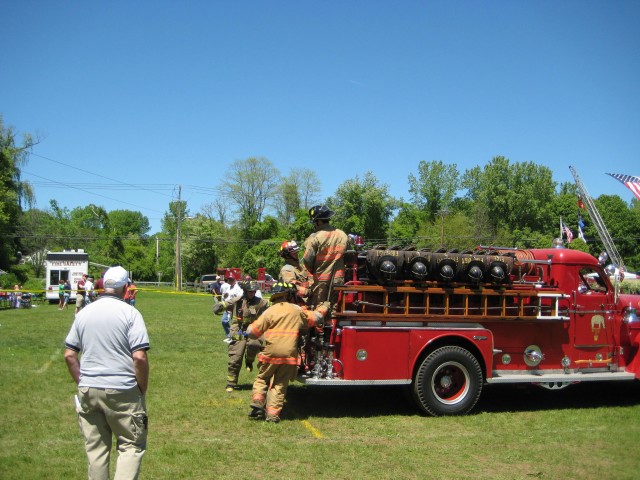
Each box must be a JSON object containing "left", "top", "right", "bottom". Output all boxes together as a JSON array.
[
  {"left": 62, "top": 279, "right": 71, "bottom": 310},
  {"left": 125, "top": 281, "right": 138, "bottom": 306},
  {"left": 94, "top": 271, "right": 105, "bottom": 298},
  {"left": 84, "top": 276, "right": 94, "bottom": 305},
  {"left": 58, "top": 281, "right": 65, "bottom": 310},
  {"left": 213, "top": 274, "right": 244, "bottom": 343},
  {"left": 64, "top": 266, "right": 150, "bottom": 480}
]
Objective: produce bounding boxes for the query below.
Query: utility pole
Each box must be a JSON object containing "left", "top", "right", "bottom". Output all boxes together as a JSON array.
[{"left": 175, "top": 185, "right": 182, "bottom": 291}]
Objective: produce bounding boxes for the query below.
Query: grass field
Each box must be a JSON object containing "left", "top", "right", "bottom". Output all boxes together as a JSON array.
[{"left": 2, "top": 290, "right": 640, "bottom": 480}]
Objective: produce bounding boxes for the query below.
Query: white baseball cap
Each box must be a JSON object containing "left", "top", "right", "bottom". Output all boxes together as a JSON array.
[{"left": 103, "top": 266, "right": 130, "bottom": 288}]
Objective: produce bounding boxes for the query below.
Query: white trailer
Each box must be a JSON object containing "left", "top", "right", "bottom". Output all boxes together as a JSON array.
[{"left": 45, "top": 250, "right": 89, "bottom": 302}]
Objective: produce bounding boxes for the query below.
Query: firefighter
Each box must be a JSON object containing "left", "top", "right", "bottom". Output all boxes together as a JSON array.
[
  {"left": 246, "top": 281, "right": 311, "bottom": 422},
  {"left": 278, "top": 240, "right": 312, "bottom": 303},
  {"left": 225, "top": 281, "right": 269, "bottom": 392},
  {"left": 302, "top": 205, "right": 351, "bottom": 324}
]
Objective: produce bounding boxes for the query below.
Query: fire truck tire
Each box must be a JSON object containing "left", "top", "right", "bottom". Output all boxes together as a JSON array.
[{"left": 413, "top": 346, "right": 483, "bottom": 416}]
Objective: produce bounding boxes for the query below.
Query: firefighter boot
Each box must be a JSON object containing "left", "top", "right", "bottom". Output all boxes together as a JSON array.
[{"left": 248, "top": 406, "right": 265, "bottom": 420}]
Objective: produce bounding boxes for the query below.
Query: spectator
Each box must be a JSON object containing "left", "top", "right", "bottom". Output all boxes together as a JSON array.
[
  {"left": 125, "top": 281, "right": 138, "bottom": 306},
  {"left": 58, "top": 281, "right": 65, "bottom": 310},
  {"left": 84, "top": 276, "right": 95, "bottom": 304},
  {"left": 62, "top": 279, "right": 71, "bottom": 310},
  {"left": 94, "top": 271, "right": 105, "bottom": 298},
  {"left": 211, "top": 277, "right": 223, "bottom": 297},
  {"left": 12, "top": 284, "right": 22, "bottom": 308},
  {"left": 213, "top": 274, "right": 244, "bottom": 343},
  {"left": 63, "top": 265, "right": 150, "bottom": 480},
  {"left": 75, "top": 275, "right": 87, "bottom": 316}
]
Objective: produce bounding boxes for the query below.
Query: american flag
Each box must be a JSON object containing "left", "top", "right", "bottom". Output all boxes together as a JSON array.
[
  {"left": 607, "top": 173, "right": 640, "bottom": 201},
  {"left": 562, "top": 222, "right": 574, "bottom": 243}
]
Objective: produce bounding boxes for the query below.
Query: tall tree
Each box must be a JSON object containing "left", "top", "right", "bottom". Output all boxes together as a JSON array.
[
  {"left": 218, "top": 157, "right": 281, "bottom": 226},
  {"left": 180, "top": 215, "right": 224, "bottom": 281},
  {"left": 276, "top": 168, "right": 321, "bottom": 225},
  {"left": 108, "top": 210, "right": 150, "bottom": 237},
  {"left": 327, "top": 172, "right": 395, "bottom": 242},
  {"left": 202, "top": 198, "right": 229, "bottom": 225},
  {"left": 0, "top": 117, "right": 36, "bottom": 269},
  {"left": 463, "top": 156, "right": 556, "bottom": 238},
  {"left": 17, "top": 208, "right": 56, "bottom": 276},
  {"left": 408, "top": 160, "right": 460, "bottom": 222}
]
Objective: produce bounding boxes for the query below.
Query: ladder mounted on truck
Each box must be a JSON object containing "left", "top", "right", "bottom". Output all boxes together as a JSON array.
[
  {"left": 570, "top": 165, "right": 626, "bottom": 272},
  {"left": 336, "top": 284, "right": 570, "bottom": 324}
]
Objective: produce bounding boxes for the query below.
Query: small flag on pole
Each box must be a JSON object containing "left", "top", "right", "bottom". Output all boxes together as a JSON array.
[
  {"left": 577, "top": 214, "right": 586, "bottom": 241},
  {"left": 606, "top": 173, "right": 640, "bottom": 201},
  {"left": 562, "top": 220, "right": 574, "bottom": 243},
  {"left": 577, "top": 196, "right": 585, "bottom": 209}
]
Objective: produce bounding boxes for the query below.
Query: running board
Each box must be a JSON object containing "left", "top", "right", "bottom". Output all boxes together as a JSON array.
[
  {"left": 300, "top": 377, "right": 411, "bottom": 386},
  {"left": 487, "top": 371, "right": 636, "bottom": 384}
]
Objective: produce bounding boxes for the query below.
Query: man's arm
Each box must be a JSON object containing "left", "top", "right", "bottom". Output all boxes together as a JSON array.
[
  {"left": 64, "top": 348, "right": 81, "bottom": 384},
  {"left": 132, "top": 349, "right": 149, "bottom": 395}
]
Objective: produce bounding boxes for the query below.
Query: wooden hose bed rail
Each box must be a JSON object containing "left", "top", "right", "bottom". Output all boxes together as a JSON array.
[{"left": 335, "top": 285, "right": 569, "bottom": 323}]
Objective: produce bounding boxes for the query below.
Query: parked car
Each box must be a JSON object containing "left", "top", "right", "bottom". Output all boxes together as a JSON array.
[{"left": 198, "top": 274, "right": 218, "bottom": 292}]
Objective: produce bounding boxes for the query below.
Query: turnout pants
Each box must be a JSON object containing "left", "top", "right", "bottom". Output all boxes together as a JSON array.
[
  {"left": 251, "top": 363, "right": 298, "bottom": 421},
  {"left": 76, "top": 386, "right": 148, "bottom": 480},
  {"left": 227, "top": 324, "right": 262, "bottom": 387}
]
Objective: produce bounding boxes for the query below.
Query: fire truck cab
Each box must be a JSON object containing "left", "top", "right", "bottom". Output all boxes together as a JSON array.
[{"left": 300, "top": 246, "right": 640, "bottom": 416}]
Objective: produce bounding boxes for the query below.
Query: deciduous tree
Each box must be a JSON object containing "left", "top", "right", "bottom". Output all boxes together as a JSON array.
[
  {"left": 328, "top": 172, "right": 395, "bottom": 241},
  {"left": 408, "top": 160, "right": 460, "bottom": 222},
  {"left": 0, "top": 117, "right": 36, "bottom": 269},
  {"left": 218, "top": 157, "right": 281, "bottom": 226}
]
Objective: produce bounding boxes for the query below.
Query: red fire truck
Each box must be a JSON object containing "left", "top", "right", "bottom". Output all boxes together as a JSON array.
[{"left": 300, "top": 245, "right": 640, "bottom": 416}]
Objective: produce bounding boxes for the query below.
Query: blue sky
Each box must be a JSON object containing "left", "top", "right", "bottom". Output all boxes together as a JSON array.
[{"left": 2, "top": 1, "right": 639, "bottom": 234}]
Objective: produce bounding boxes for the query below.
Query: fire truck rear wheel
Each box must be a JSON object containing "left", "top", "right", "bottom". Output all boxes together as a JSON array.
[{"left": 414, "top": 346, "right": 483, "bottom": 416}]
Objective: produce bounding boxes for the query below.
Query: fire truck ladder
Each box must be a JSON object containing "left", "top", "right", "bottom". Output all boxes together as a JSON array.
[
  {"left": 569, "top": 165, "right": 626, "bottom": 272},
  {"left": 338, "top": 286, "right": 569, "bottom": 322}
]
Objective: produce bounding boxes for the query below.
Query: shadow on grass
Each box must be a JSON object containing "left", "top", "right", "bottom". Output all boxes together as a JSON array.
[
  {"left": 284, "top": 380, "right": 640, "bottom": 419},
  {"left": 475, "top": 380, "right": 640, "bottom": 414}
]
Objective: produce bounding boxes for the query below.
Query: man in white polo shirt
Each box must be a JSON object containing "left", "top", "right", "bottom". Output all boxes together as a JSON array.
[{"left": 64, "top": 266, "right": 150, "bottom": 480}]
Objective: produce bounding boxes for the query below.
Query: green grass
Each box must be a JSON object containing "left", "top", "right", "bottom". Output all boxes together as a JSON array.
[{"left": 2, "top": 291, "right": 640, "bottom": 479}]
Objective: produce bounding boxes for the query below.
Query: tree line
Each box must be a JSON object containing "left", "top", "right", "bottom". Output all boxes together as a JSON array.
[{"left": 2, "top": 117, "right": 639, "bottom": 287}]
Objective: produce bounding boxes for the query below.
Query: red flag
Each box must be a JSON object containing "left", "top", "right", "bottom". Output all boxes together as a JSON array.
[
  {"left": 577, "top": 196, "right": 585, "bottom": 209},
  {"left": 607, "top": 173, "right": 640, "bottom": 201}
]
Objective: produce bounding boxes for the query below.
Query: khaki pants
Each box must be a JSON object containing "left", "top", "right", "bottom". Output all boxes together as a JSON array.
[
  {"left": 251, "top": 363, "right": 298, "bottom": 420},
  {"left": 76, "top": 386, "right": 148, "bottom": 480}
]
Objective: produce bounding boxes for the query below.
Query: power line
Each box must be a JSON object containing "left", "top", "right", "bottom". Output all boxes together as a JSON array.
[
  {"left": 28, "top": 181, "right": 176, "bottom": 191},
  {"left": 23, "top": 170, "right": 167, "bottom": 215},
  {"left": 30, "top": 152, "right": 175, "bottom": 199}
]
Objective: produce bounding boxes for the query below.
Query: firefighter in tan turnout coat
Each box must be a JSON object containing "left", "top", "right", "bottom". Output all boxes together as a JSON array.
[
  {"left": 302, "top": 205, "right": 350, "bottom": 322},
  {"left": 278, "top": 240, "right": 312, "bottom": 303},
  {"left": 225, "top": 281, "right": 269, "bottom": 392},
  {"left": 246, "top": 282, "right": 311, "bottom": 422}
]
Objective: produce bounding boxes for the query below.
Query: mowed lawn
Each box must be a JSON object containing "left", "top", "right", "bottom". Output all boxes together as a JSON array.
[{"left": 2, "top": 290, "right": 640, "bottom": 480}]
